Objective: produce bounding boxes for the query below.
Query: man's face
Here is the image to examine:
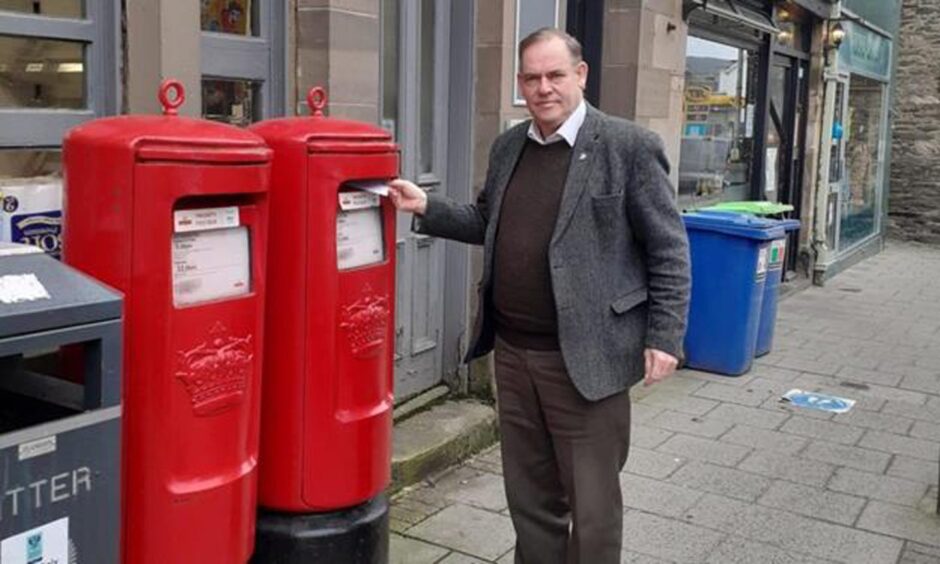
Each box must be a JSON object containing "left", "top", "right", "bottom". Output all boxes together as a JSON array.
[{"left": 518, "top": 37, "right": 588, "bottom": 136}]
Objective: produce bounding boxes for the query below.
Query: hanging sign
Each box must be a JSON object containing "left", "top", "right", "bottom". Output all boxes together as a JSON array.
[{"left": 839, "top": 20, "right": 892, "bottom": 82}]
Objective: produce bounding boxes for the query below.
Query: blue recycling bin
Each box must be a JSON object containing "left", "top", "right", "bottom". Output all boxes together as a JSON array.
[
  {"left": 756, "top": 218, "right": 800, "bottom": 356},
  {"left": 682, "top": 213, "right": 785, "bottom": 375}
]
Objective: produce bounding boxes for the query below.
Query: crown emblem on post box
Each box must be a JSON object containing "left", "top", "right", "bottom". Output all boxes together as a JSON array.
[
  {"left": 175, "top": 322, "right": 253, "bottom": 415},
  {"left": 340, "top": 286, "right": 389, "bottom": 358}
]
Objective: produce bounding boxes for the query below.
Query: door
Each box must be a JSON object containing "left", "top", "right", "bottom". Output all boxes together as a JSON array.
[
  {"left": 838, "top": 74, "right": 887, "bottom": 251},
  {"left": 826, "top": 74, "right": 850, "bottom": 251},
  {"left": 382, "top": 0, "right": 449, "bottom": 400},
  {"left": 764, "top": 55, "right": 808, "bottom": 273}
]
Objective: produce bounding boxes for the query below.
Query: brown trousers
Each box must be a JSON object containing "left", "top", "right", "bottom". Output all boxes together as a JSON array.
[{"left": 494, "top": 337, "right": 632, "bottom": 564}]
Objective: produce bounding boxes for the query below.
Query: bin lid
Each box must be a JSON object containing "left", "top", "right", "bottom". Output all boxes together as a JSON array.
[
  {"left": 249, "top": 87, "right": 396, "bottom": 154},
  {"left": 682, "top": 212, "right": 785, "bottom": 240},
  {"left": 64, "top": 80, "right": 271, "bottom": 164},
  {"left": 699, "top": 201, "right": 794, "bottom": 216},
  {"left": 0, "top": 244, "right": 122, "bottom": 338},
  {"left": 775, "top": 218, "right": 802, "bottom": 232},
  {"left": 698, "top": 210, "right": 802, "bottom": 233}
]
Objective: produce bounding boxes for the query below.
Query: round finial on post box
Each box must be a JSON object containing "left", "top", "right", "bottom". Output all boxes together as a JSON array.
[
  {"left": 159, "top": 79, "right": 186, "bottom": 116},
  {"left": 307, "top": 87, "right": 328, "bottom": 118}
]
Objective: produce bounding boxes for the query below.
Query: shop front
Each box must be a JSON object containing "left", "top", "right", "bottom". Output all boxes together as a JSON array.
[
  {"left": 814, "top": 7, "right": 896, "bottom": 282},
  {"left": 679, "top": 0, "right": 821, "bottom": 274}
]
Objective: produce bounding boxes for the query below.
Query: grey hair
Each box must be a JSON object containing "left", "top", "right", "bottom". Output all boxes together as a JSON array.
[{"left": 518, "top": 27, "right": 583, "bottom": 67}]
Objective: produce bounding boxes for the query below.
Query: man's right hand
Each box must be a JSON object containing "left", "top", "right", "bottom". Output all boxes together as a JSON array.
[{"left": 388, "top": 179, "right": 428, "bottom": 215}]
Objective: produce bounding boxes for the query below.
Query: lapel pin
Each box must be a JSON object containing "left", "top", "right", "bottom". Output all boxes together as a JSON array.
[{"left": 579, "top": 152, "right": 587, "bottom": 161}]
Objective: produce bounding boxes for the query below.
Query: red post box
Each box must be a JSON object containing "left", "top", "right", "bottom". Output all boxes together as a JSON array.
[
  {"left": 249, "top": 88, "right": 396, "bottom": 560},
  {"left": 62, "top": 81, "right": 270, "bottom": 564}
]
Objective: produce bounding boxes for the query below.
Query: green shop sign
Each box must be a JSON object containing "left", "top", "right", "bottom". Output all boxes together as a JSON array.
[{"left": 839, "top": 20, "right": 892, "bottom": 81}]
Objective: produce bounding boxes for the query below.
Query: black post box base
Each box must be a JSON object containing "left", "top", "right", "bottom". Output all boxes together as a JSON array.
[{"left": 251, "top": 494, "right": 389, "bottom": 564}]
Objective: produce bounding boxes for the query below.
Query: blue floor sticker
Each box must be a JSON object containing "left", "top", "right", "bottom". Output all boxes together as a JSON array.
[{"left": 782, "top": 389, "right": 856, "bottom": 414}]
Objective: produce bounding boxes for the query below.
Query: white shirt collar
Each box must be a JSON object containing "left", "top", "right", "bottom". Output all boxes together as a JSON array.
[{"left": 526, "top": 100, "right": 587, "bottom": 147}]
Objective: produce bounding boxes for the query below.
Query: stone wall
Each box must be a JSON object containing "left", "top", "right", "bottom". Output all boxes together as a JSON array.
[
  {"left": 888, "top": 0, "right": 940, "bottom": 244},
  {"left": 295, "top": 0, "right": 380, "bottom": 122},
  {"left": 600, "top": 0, "right": 686, "bottom": 188}
]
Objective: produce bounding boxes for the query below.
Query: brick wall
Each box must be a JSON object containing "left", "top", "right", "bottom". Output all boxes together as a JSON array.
[{"left": 888, "top": 0, "right": 940, "bottom": 244}]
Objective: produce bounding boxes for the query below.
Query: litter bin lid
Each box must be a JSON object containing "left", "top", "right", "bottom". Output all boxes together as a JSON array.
[
  {"left": 775, "top": 218, "right": 801, "bottom": 232},
  {"left": 0, "top": 245, "right": 122, "bottom": 338},
  {"left": 683, "top": 212, "right": 785, "bottom": 241},
  {"left": 700, "top": 201, "right": 794, "bottom": 216},
  {"left": 697, "top": 211, "right": 802, "bottom": 234}
]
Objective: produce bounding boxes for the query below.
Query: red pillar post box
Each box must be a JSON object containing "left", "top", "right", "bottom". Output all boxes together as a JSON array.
[
  {"left": 62, "top": 81, "right": 270, "bottom": 564},
  {"left": 249, "top": 88, "right": 396, "bottom": 562}
]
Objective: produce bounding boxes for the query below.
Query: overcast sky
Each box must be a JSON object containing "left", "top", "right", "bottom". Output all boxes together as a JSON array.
[{"left": 687, "top": 36, "right": 739, "bottom": 60}]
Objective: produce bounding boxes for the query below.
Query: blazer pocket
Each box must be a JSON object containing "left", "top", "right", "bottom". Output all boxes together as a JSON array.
[{"left": 610, "top": 286, "right": 648, "bottom": 315}]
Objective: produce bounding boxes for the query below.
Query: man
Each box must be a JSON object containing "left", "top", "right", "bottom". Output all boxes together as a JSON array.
[{"left": 388, "top": 28, "right": 690, "bottom": 564}]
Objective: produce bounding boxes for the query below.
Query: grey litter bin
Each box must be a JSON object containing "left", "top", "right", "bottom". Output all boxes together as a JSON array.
[{"left": 0, "top": 243, "right": 122, "bottom": 563}]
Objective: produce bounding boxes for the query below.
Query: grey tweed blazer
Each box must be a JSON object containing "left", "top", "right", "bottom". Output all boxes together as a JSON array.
[{"left": 415, "top": 105, "right": 691, "bottom": 401}]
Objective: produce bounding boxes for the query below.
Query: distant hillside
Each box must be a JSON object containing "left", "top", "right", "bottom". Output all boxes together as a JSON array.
[{"left": 686, "top": 56, "right": 736, "bottom": 77}]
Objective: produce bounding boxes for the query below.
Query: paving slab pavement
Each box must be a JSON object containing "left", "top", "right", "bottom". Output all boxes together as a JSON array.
[{"left": 390, "top": 242, "right": 940, "bottom": 563}]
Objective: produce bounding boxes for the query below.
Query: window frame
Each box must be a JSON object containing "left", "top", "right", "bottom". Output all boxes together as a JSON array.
[
  {"left": 200, "top": 0, "right": 287, "bottom": 122},
  {"left": 678, "top": 31, "right": 765, "bottom": 210},
  {"left": 0, "top": 4, "right": 119, "bottom": 147},
  {"left": 513, "top": 0, "right": 561, "bottom": 106},
  {"left": 392, "top": 0, "right": 450, "bottom": 188}
]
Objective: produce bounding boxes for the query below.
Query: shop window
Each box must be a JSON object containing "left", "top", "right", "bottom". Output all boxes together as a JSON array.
[
  {"left": 200, "top": 0, "right": 284, "bottom": 125},
  {"left": 200, "top": 0, "right": 258, "bottom": 36},
  {"left": 0, "top": 36, "right": 85, "bottom": 109},
  {"left": 201, "top": 78, "right": 260, "bottom": 128},
  {"left": 829, "top": 81, "right": 846, "bottom": 184},
  {"left": 514, "top": 0, "right": 559, "bottom": 105},
  {"left": 763, "top": 64, "right": 785, "bottom": 200},
  {"left": 839, "top": 74, "right": 884, "bottom": 250},
  {"left": 679, "top": 35, "right": 759, "bottom": 209},
  {"left": 0, "top": 0, "right": 81, "bottom": 18},
  {"left": 0, "top": 149, "right": 59, "bottom": 179},
  {"left": 0, "top": 3, "right": 118, "bottom": 175}
]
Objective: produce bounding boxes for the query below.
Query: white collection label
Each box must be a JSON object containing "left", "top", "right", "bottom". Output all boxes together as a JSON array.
[
  {"left": 173, "top": 206, "right": 240, "bottom": 233},
  {"left": 172, "top": 227, "right": 250, "bottom": 306},
  {"left": 756, "top": 247, "right": 769, "bottom": 278},
  {"left": 18, "top": 435, "right": 56, "bottom": 461},
  {"left": 337, "top": 208, "right": 384, "bottom": 270},
  {"left": 0, "top": 273, "right": 50, "bottom": 304},
  {"left": 338, "top": 192, "right": 381, "bottom": 211},
  {"left": 1, "top": 517, "right": 68, "bottom": 564}
]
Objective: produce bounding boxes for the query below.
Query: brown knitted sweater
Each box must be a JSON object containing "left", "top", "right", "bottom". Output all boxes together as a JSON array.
[{"left": 492, "top": 139, "right": 573, "bottom": 350}]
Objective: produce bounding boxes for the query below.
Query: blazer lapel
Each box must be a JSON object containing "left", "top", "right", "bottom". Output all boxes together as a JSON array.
[
  {"left": 551, "top": 106, "right": 601, "bottom": 246},
  {"left": 487, "top": 126, "right": 528, "bottom": 236},
  {"left": 482, "top": 125, "right": 528, "bottom": 280}
]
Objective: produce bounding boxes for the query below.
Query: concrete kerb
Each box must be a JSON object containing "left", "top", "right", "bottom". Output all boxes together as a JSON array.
[{"left": 391, "top": 400, "right": 499, "bottom": 494}]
